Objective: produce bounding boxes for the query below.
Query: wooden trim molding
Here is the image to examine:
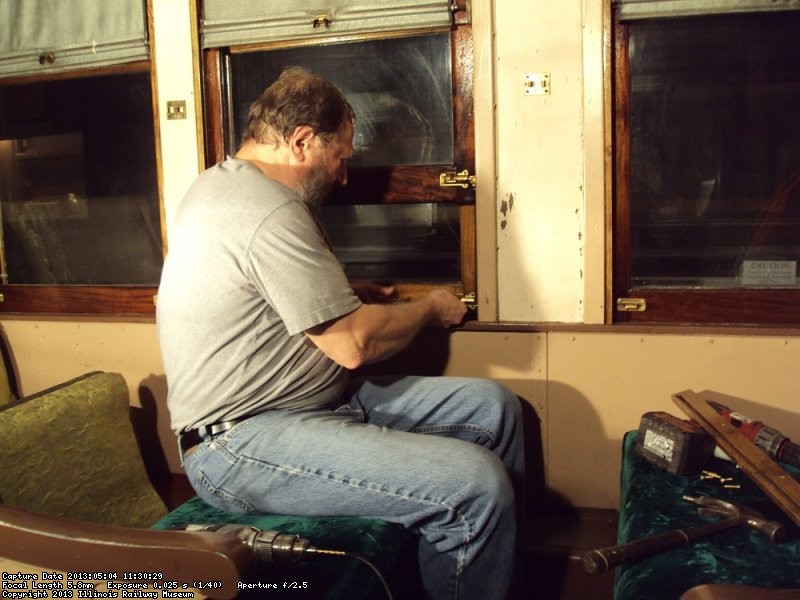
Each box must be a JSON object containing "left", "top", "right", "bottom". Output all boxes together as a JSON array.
[{"left": 0, "top": 286, "right": 157, "bottom": 316}]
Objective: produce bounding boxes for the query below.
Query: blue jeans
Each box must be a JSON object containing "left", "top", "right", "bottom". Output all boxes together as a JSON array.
[{"left": 182, "top": 376, "right": 525, "bottom": 599}]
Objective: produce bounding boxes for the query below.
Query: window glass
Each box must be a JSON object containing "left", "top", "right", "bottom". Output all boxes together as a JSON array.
[
  {"left": 224, "top": 31, "right": 463, "bottom": 285},
  {"left": 320, "top": 203, "right": 460, "bottom": 281},
  {"left": 227, "top": 32, "right": 454, "bottom": 167},
  {"left": 0, "top": 72, "right": 163, "bottom": 285},
  {"left": 628, "top": 12, "right": 800, "bottom": 289}
]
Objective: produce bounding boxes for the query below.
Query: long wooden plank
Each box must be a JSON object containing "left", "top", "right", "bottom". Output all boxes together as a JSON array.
[{"left": 673, "top": 389, "right": 800, "bottom": 528}]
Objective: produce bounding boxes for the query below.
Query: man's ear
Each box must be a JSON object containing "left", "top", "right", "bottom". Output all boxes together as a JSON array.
[{"left": 289, "top": 125, "right": 316, "bottom": 162}]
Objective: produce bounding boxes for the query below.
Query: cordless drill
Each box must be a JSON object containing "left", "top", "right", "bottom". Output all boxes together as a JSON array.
[
  {"left": 707, "top": 401, "right": 800, "bottom": 469},
  {"left": 635, "top": 404, "right": 800, "bottom": 475}
]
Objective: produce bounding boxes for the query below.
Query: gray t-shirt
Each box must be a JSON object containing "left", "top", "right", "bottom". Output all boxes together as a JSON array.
[{"left": 157, "top": 158, "right": 361, "bottom": 433}]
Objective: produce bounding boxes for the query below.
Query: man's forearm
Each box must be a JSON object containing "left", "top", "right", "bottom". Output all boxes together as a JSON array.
[
  {"left": 306, "top": 289, "right": 466, "bottom": 369},
  {"left": 354, "top": 300, "right": 438, "bottom": 364},
  {"left": 306, "top": 298, "right": 434, "bottom": 369}
]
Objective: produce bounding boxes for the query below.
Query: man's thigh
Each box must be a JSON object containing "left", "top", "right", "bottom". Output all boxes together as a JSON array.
[
  {"left": 184, "top": 405, "right": 508, "bottom": 522},
  {"left": 348, "top": 375, "right": 515, "bottom": 440}
]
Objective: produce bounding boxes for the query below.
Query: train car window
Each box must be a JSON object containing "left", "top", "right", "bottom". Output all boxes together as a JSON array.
[
  {"left": 0, "top": 72, "right": 162, "bottom": 287},
  {"left": 224, "top": 32, "right": 463, "bottom": 288},
  {"left": 226, "top": 34, "right": 454, "bottom": 167},
  {"left": 0, "top": 0, "right": 161, "bottom": 316},
  {"left": 612, "top": 7, "right": 800, "bottom": 325},
  {"left": 203, "top": 20, "right": 476, "bottom": 301}
]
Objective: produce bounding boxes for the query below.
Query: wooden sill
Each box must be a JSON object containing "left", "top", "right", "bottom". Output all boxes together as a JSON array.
[
  {"left": 460, "top": 320, "right": 800, "bottom": 337},
  {"left": 0, "top": 285, "right": 157, "bottom": 316}
]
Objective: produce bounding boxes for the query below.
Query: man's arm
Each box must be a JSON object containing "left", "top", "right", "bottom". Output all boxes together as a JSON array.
[{"left": 305, "top": 289, "right": 467, "bottom": 369}]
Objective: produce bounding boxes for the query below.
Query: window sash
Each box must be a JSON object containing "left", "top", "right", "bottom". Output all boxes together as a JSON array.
[
  {"left": 611, "top": 11, "right": 800, "bottom": 325},
  {"left": 201, "top": 0, "right": 452, "bottom": 49},
  {"left": 201, "top": 21, "right": 476, "bottom": 300},
  {"left": 0, "top": 0, "right": 149, "bottom": 79},
  {"left": 614, "top": 0, "right": 800, "bottom": 20}
]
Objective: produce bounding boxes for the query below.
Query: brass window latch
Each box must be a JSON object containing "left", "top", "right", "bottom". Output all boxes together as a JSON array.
[
  {"left": 460, "top": 292, "right": 477, "bottom": 310},
  {"left": 616, "top": 297, "right": 647, "bottom": 312},
  {"left": 439, "top": 170, "right": 476, "bottom": 189},
  {"left": 312, "top": 14, "right": 331, "bottom": 28}
]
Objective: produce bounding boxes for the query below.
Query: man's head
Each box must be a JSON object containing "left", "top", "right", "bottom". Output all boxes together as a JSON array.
[
  {"left": 242, "top": 66, "right": 355, "bottom": 147},
  {"left": 241, "top": 67, "right": 355, "bottom": 207}
]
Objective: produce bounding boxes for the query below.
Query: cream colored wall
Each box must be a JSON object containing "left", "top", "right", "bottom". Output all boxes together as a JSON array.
[
  {"left": 2, "top": 320, "right": 798, "bottom": 508},
  {"left": 151, "top": 0, "right": 203, "bottom": 239},
  {"left": 442, "top": 330, "right": 800, "bottom": 508},
  {"left": 1, "top": 0, "right": 798, "bottom": 510},
  {"left": 491, "top": 1, "right": 589, "bottom": 323},
  {"left": 545, "top": 331, "right": 800, "bottom": 507}
]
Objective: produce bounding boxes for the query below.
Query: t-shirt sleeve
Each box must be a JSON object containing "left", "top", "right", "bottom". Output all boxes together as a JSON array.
[{"left": 245, "top": 202, "right": 361, "bottom": 335}]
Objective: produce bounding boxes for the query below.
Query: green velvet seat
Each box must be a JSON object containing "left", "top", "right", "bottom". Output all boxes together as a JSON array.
[
  {"left": 614, "top": 431, "right": 800, "bottom": 600},
  {"left": 0, "top": 354, "right": 421, "bottom": 598},
  {"left": 152, "top": 495, "right": 423, "bottom": 599}
]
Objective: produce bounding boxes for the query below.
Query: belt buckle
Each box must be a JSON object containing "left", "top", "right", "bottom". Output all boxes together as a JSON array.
[{"left": 205, "top": 419, "right": 242, "bottom": 437}]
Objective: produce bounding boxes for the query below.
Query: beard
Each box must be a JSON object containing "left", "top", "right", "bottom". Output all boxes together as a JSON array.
[{"left": 300, "top": 163, "right": 334, "bottom": 209}]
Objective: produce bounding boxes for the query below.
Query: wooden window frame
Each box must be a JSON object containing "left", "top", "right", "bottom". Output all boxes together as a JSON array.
[
  {"left": 201, "top": 14, "right": 476, "bottom": 302},
  {"left": 611, "top": 13, "right": 800, "bottom": 326}
]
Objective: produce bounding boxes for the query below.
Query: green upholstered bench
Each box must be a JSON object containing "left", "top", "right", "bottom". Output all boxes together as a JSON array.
[
  {"left": 152, "top": 496, "right": 422, "bottom": 599},
  {"left": 0, "top": 358, "right": 421, "bottom": 598},
  {"left": 613, "top": 431, "right": 800, "bottom": 600}
]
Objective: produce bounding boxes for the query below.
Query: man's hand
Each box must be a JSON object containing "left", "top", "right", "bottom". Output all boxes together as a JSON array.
[{"left": 424, "top": 289, "right": 468, "bottom": 328}]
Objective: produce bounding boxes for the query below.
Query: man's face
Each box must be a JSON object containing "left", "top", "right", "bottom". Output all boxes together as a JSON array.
[{"left": 300, "top": 121, "right": 354, "bottom": 208}]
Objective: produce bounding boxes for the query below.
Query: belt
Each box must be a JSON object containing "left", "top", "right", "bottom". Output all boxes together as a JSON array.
[{"left": 180, "top": 419, "right": 245, "bottom": 456}]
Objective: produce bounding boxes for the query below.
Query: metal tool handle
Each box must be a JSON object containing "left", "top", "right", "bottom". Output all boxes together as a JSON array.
[{"left": 581, "top": 529, "right": 690, "bottom": 575}]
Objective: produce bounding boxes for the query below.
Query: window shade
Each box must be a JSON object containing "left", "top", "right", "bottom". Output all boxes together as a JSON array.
[
  {"left": 614, "top": 0, "right": 800, "bottom": 20},
  {"left": 0, "top": 0, "right": 149, "bottom": 79},
  {"left": 201, "top": 0, "right": 453, "bottom": 49}
]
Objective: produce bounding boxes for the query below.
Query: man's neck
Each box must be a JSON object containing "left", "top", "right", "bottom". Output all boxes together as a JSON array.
[{"left": 235, "top": 140, "right": 299, "bottom": 193}]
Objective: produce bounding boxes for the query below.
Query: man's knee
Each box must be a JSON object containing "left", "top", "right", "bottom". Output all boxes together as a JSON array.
[
  {"left": 468, "top": 378, "right": 519, "bottom": 407},
  {"left": 457, "top": 445, "right": 516, "bottom": 508},
  {"left": 466, "top": 379, "right": 522, "bottom": 428}
]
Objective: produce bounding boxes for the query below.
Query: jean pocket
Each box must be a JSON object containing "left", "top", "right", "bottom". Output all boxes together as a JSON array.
[
  {"left": 194, "top": 470, "right": 258, "bottom": 514},
  {"left": 334, "top": 403, "right": 365, "bottom": 422}
]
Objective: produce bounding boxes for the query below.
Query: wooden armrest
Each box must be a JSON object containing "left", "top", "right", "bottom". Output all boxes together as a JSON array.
[{"left": 0, "top": 505, "right": 254, "bottom": 599}]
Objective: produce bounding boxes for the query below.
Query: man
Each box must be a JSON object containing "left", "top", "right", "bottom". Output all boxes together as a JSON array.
[{"left": 157, "top": 67, "right": 524, "bottom": 600}]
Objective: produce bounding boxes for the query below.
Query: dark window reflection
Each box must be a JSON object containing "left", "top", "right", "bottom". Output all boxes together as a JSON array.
[
  {"left": 628, "top": 12, "right": 800, "bottom": 288},
  {"left": 0, "top": 73, "right": 163, "bottom": 285},
  {"left": 320, "top": 203, "right": 460, "bottom": 282},
  {"left": 228, "top": 32, "right": 454, "bottom": 166}
]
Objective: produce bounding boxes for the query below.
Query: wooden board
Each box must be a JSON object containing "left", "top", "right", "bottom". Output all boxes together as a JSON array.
[{"left": 673, "top": 389, "right": 800, "bottom": 528}]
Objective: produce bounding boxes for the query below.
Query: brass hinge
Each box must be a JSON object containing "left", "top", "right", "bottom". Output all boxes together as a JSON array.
[
  {"left": 439, "top": 170, "right": 476, "bottom": 189},
  {"left": 616, "top": 297, "right": 647, "bottom": 312}
]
